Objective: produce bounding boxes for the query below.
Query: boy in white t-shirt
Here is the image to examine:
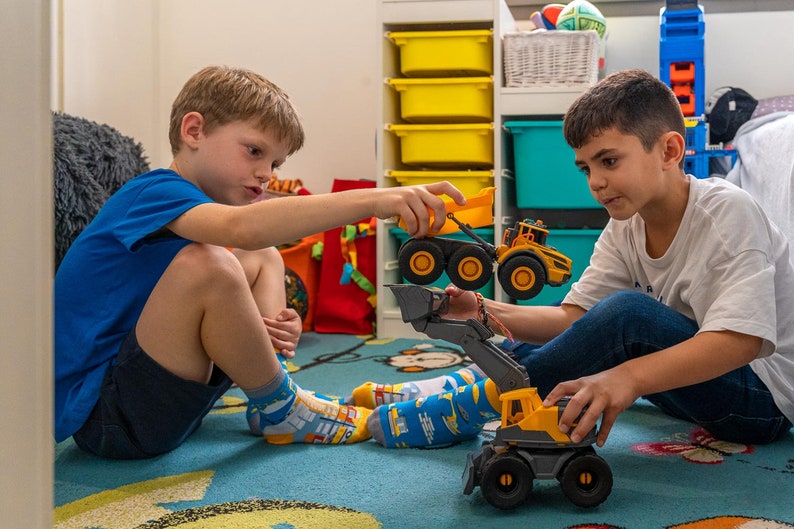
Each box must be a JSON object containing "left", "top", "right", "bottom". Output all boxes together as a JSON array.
[{"left": 359, "top": 69, "right": 794, "bottom": 449}]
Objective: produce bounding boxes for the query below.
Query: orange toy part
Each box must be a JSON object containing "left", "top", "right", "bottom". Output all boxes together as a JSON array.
[{"left": 398, "top": 186, "right": 495, "bottom": 236}]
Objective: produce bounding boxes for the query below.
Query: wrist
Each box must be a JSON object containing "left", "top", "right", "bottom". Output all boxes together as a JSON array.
[{"left": 474, "top": 292, "right": 489, "bottom": 324}]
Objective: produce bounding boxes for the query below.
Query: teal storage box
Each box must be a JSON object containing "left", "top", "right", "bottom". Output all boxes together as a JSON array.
[
  {"left": 390, "top": 227, "right": 495, "bottom": 297},
  {"left": 517, "top": 228, "right": 601, "bottom": 306},
  {"left": 505, "top": 120, "right": 600, "bottom": 209}
]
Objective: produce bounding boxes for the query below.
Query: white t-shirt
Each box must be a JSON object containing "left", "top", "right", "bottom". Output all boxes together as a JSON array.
[{"left": 564, "top": 176, "right": 794, "bottom": 424}]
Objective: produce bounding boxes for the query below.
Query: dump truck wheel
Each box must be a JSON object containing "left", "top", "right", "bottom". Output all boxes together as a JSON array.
[
  {"left": 498, "top": 255, "right": 545, "bottom": 300},
  {"left": 447, "top": 245, "right": 492, "bottom": 291},
  {"left": 480, "top": 453, "right": 533, "bottom": 510},
  {"left": 558, "top": 452, "right": 613, "bottom": 508},
  {"left": 398, "top": 239, "right": 445, "bottom": 285}
]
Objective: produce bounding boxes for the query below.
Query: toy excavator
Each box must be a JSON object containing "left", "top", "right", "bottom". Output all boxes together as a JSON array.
[
  {"left": 389, "top": 284, "right": 613, "bottom": 510},
  {"left": 397, "top": 187, "right": 573, "bottom": 300}
]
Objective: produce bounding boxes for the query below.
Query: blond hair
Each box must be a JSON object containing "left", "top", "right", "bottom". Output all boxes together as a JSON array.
[{"left": 168, "top": 65, "right": 305, "bottom": 156}]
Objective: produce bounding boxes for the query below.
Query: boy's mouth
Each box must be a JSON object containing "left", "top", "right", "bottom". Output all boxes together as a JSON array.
[{"left": 247, "top": 185, "right": 264, "bottom": 198}]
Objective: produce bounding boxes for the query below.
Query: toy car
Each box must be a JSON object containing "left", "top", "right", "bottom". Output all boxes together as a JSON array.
[{"left": 397, "top": 187, "right": 573, "bottom": 300}]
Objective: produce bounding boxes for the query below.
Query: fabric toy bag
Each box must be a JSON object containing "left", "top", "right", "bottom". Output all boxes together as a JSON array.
[
  {"left": 278, "top": 232, "right": 324, "bottom": 332},
  {"left": 313, "top": 179, "right": 377, "bottom": 335}
]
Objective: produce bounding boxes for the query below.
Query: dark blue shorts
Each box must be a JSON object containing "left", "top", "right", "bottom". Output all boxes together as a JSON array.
[{"left": 73, "top": 331, "right": 233, "bottom": 459}]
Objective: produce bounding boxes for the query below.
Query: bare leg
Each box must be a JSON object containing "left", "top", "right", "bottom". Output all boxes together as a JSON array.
[
  {"left": 137, "top": 243, "right": 279, "bottom": 389},
  {"left": 136, "top": 243, "right": 370, "bottom": 444},
  {"left": 233, "top": 247, "right": 287, "bottom": 319}
]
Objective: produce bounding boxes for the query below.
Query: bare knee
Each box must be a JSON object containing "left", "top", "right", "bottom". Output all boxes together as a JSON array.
[
  {"left": 233, "top": 247, "right": 285, "bottom": 287},
  {"left": 173, "top": 243, "right": 248, "bottom": 291}
]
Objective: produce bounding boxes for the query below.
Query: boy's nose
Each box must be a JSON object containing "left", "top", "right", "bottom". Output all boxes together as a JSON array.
[
  {"left": 588, "top": 172, "right": 606, "bottom": 191},
  {"left": 254, "top": 168, "right": 272, "bottom": 184}
]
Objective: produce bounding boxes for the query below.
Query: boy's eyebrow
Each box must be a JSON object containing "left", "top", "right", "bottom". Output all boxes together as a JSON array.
[{"left": 576, "top": 147, "right": 618, "bottom": 167}]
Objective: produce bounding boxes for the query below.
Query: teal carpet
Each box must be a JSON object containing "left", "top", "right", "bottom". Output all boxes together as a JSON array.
[{"left": 55, "top": 332, "right": 794, "bottom": 529}]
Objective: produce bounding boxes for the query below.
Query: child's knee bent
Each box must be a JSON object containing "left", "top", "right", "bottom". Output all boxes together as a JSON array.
[{"left": 174, "top": 243, "right": 247, "bottom": 289}]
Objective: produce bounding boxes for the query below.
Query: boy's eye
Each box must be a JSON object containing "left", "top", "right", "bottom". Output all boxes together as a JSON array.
[
  {"left": 248, "top": 146, "right": 261, "bottom": 156},
  {"left": 602, "top": 157, "right": 617, "bottom": 167},
  {"left": 578, "top": 165, "right": 590, "bottom": 177}
]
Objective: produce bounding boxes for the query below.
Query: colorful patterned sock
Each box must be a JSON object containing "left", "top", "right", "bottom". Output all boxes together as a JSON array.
[
  {"left": 277, "top": 352, "right": 344, "bottom": 404},
  {"left": 347, "top": 364, "right": 486, "bottom": 409},
  {"left": 245, "top": 370, "right": 371, "bottom": 445},
  {"left": 367, "top": 377, "right": 500, "bottom": 448}
]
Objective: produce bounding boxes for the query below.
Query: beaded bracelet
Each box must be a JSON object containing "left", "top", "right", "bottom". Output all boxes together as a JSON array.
[
  {"left": 474, "top": 292, "right": 489, "bottom": 325},
  {"left": 473, "top": 292, "right": 514, "bottom": 343}
]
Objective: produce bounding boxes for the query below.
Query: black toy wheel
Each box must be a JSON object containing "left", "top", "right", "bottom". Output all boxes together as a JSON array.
[
  {"left": 447, "top": 245, "right": 492, "bottom": 291},
  {"left": 498, "top": 255, "right": 546, "bottom": 300},
  {"left": 558, "top": 453, "right": 613, "bottom": 508},
  {"left": 480, "top": 453, "right": 533, "bottom": 510},
  {"left": 398, "top": 239, "right": 445, "bottom": 285}
]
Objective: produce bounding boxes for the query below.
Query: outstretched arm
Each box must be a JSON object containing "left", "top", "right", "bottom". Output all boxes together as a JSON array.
[
  {"left": 545, "top": 329, "right": 762, "bottom": 447},
  {"left": 168, "top": 181, "right": 466, "bottom": 250}
]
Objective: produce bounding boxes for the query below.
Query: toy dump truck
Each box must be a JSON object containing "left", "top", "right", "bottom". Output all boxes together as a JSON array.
[
  {"left": 397, "top": 187, "right": 573, "bottom": 300},
  {"left": 389, "top": 284, "right": 613, "bottom": 510}
]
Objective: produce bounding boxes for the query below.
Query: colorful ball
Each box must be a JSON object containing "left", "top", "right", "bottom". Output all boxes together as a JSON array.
[
  {"left": 529, "top": 10, "right": 545, "bottom": 31},
  {"left": 541, "top": 4, "right": 567, "bottom": 29},
  {"left": 556, "top": 0, "right": 607, "bottom": 38}
]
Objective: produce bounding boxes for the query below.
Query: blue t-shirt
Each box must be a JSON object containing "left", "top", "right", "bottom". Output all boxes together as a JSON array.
[{"left": 54, "top": 168, "right": 213, "bottom": 442}]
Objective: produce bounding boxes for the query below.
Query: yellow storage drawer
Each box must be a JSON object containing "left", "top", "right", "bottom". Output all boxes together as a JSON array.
[
  {"left": 387, "top": 77, "right": 493, "bottom": 123},
  {"left": 387, "top": 169, "right": 494, "bottom": 196},
  {"left": 386, "top": 29, "right": 494, "bottom": 77},
  {"left": 386, "top": 123, "right": 494, "bottom": 168}
]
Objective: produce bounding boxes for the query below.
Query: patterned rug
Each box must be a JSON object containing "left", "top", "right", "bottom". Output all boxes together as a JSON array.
[{"left": 54, "top": 333, "right": 794, "bottom": 529}]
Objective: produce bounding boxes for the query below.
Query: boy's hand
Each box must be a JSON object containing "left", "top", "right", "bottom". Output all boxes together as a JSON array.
[
  {"left": 263, "top": 308, "right": 302, "bottom": 359},
  {"left": 543, "top": 369, "right": 639, "bottom": 447},
  {"left": 375, "top": 181, "right": 466, "bottom": 238},
  {"left": 443, "top": 284, "right": 481, "bottom": 321}
]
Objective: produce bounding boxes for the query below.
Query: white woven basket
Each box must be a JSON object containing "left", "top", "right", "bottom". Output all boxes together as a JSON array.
[{"left": 503, "top": 30, "right": 600, "bottom": 88}]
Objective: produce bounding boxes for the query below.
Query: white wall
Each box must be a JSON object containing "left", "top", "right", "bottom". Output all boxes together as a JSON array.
[
  {"left": 1, "top": 0, "right": 54, "bottom": 527},
  {"left": 62, "top": 0, "right": 378, "bottom": 193},
  {"left": 601, "top": 12, "right": 794, "bottom": 98}
]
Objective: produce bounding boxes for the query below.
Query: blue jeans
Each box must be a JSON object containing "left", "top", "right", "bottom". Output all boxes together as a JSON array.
[{"left": 509, "top": 291, "right": 791, "bottom": 444}]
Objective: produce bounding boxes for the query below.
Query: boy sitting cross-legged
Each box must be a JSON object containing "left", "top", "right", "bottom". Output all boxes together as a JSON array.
[{"left": 54, "top": 65, "right": 465, "bottom": 459}]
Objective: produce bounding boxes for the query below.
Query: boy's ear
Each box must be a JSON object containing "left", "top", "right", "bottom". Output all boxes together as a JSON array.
[
  {"left": 661, "top": 131, "right": 685, "bottom": 169},
  {"left": 180, "top": 112, "right": 205, "bottom": 149}
]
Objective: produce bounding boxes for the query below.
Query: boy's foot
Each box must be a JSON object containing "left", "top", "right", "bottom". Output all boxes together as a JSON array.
[
  {"left": 246, "top": 373, "right": 371, "bottom": 445},
  {"left": 367, "top": 378, "right": 500, "bottom": 448},
  {"left": 349, "top": 382, "right": 423, "bottom": 409},
  {"left": 346, "top": 365, "right": 486, "bottom": 409}
]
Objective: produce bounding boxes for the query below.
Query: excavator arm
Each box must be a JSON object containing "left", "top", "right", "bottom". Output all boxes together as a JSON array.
[{"left": 388, "top": 284, "right": 530, "bottom": 393}]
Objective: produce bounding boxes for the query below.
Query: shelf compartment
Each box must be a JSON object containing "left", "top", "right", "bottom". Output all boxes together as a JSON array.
[
  {"left": 386, "top": 123, "right": 494, "bottom": 167},
  {"left": 387, "top": 169, "right": 494, "bottom": 196},
  {"left": 386, "top": 29, "right": 494, "bottom": 77},
  {"left": 504, "top": 120, "right": 598, "bottom": 209},
  {"left": 387, "top": 77, "right": 494, "bottom": 123}
]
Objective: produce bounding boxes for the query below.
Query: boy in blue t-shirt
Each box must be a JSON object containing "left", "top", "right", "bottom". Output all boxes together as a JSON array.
[{"left": 54, "top": 65, "right": 465, "bottom": 459}]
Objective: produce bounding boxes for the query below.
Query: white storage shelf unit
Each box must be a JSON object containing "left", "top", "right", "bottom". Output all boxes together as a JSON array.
[{"left": 376, "top": 0, "right": 588, "bottom": 338}]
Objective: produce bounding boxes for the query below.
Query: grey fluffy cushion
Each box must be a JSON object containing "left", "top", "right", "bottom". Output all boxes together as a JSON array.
[{"left": 53, "top": 112, "right": 150, "bottom": 269}]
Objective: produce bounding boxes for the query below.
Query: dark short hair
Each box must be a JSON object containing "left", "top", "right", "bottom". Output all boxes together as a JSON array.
[
  {"left": 563, "top": 69, "right": 685, "bottom": 154},
  {"left": 168, "top": 65, "right": 305, "bottom": 156}
]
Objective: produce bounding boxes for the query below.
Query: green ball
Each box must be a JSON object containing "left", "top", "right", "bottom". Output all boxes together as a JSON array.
[{"left": 556, "top": 0, "right": 607, "bottom": 38}]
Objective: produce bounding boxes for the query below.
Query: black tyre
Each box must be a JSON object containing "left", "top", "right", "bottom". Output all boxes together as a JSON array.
[
  {"left": 480, "top": 453, "right": 533, "bottom": 510},
  {"left": 447, "top": 245, "right": 492, "bottom": 291},
  {"left": 498, "top": 254, "right": 546, "bottom": 300},
  {"left": 397, "top": 239, "right": 445, "bottom": 285},
  {"left": 558, "top": 453, "right": 613, "bottom": 508}
]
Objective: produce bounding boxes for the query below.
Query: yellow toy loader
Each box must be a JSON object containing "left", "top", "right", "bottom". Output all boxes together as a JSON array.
[{"left": 389, "top": 284, "right": 613, "bottom": 510}]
